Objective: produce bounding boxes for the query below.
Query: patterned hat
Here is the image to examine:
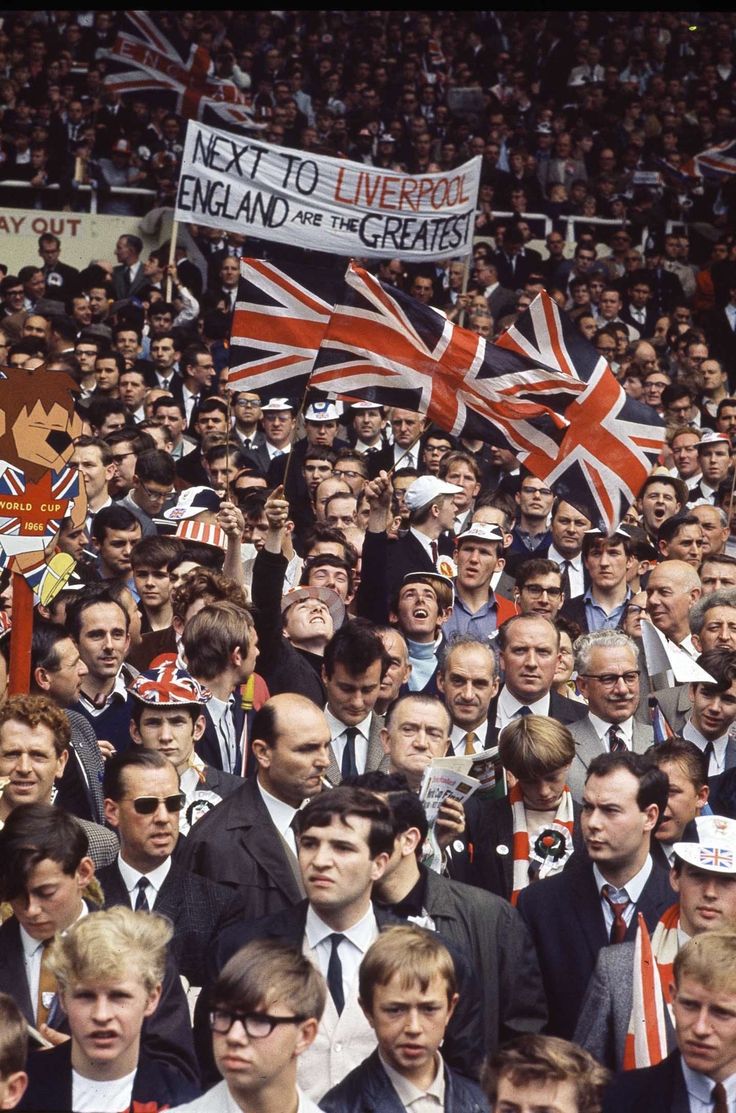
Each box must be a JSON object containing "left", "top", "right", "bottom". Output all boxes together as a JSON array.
[
  {"left": 673, "top": 814, "right": 736, "bottom": 875},
  {"left": 163, "top": 486, "right": 221, "bottom": 522},
  {"left": 128, "top": 664, "right": 211, "bottom": 706}
]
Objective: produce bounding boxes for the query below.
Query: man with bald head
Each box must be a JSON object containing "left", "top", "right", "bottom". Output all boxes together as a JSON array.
[
  {"left": 179, "top": 693, "right": 332, "bottom": 918},
  {"left": 645, "top": 559, "right": 702, "bottom": 654}
]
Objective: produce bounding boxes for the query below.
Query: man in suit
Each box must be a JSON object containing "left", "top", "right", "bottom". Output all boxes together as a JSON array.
[
  {"left": 495, "top": 614, "right": 588, "bottom": 732},
  {"left": 517, "top": 750, "right": 673, "bottom": 1039},
  {"left": 0, "top": 692, "right": 118, "bottom": 869},
  {"left": 371, "top": 778, "right": 547, "bottom": 1054},
  {"left": 603, "top": 930, "right": 736, "bottom": 1112},
  {"left": 567, "top": 630, "right": 655, "bottom": 800},
  {"left": 197, "top": 787, "right": 483, "bottom": 1099},
  {"left": 99, "top": 748, "right": 243, "bottom": 987},
  {"left": 543, "top": 498, "right": 593, "bottom": 599},
  {"left": 676, "top": 648, "right": 736, "bottom": 797},
  {"left": 31, "top": 619, "right": 105, "bottom": 826},
  {"left": 436, "top": 635, "right": 499, "bottom": 756},
  {"left": 621, "top": 270, "right": 658, "bottom": 338},
  {"left": 507, "top": 473, "right": 553, "bottom": 559},
  {"left": 38, "top": 232, "right": 80, "bottom": 303},
  {"left": 111, "top": 233, "right": 148, "bottom": 301},
  {"left": 178, "top": 601, "right": 258, "bottom": 776},
  {"left": 0, "top": 804, "right": 197, "bottom": 1083},
  {"left": 321, "top": 621, "right": 389, "bottom": 786},
  {"left": 20, "top": 904, "right": 199, "bottom": 1111},
  {"left": 242, "top": 396, "right": 298, "bottom": 478},
  {"left": 474, "top": 258, "right": 516, "bottom": 321},
  {"left": 168, "top": 939, "right": 325, "bottom": 1113},
  {"left": 177, "top": 692, "right": 331, "bottom": 916},
  {"left": 561, "top": 529, "right": 635, "bottom": 635},
  {"left": 576, "top": 812, "right": 736, "bottom": 1071},
  {"left": 359, "top": 473, "right": 461, "bottom": 609},
  {"left": 127, "top": 665, "right": 243, "bottom": 830}
]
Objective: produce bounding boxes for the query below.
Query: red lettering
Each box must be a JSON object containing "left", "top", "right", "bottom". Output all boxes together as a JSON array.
[{"left": 378, "top": 176, "right": 400, "bottom": 209}]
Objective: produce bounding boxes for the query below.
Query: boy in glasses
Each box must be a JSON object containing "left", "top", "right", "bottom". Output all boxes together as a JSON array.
[
  {"left": 101, "top": 748, "right": 243, "bottom": 987},
  {"left": 168, "top": 938, "right": 325, "bottom": 1113},
  {"left": 21, "top": 905, "right": 199, "bottom": 1112}
]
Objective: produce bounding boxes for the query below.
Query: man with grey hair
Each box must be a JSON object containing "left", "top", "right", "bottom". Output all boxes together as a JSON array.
[
  {"left": 567, "top": 630, "right": 654, "bottom": 800},
  {"left": 436, "top": 635, "right": 500, "bottom": 754},
  {"left": 690, "top": 503, "right": 730, "bottom": 558}
]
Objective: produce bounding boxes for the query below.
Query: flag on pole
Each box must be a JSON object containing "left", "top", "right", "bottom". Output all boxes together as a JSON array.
[
  {"left": 307, "top": 265, "right": 665, "bottom": 531},
  {"left": 104, "top": 12, "right": 255, "bottom": 128},
  {"left": 227, "top": 258, "right": 343, "bottom": 399},
  {"left": 648, "top": 697, "right": 676, "bottom": 745}
]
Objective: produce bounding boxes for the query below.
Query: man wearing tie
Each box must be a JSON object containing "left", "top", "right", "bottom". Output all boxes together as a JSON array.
[
  {"left": 321, "top": 621, "right": 389, "bottom": 785},
  {"left": 436, "top": 635, "right": 500, "bottom": 755},
  {"left": 567, "top": 630, "right": 655, "bottom": 801},
  {"left": 495, "top": 614, "right": 588, "bottom": 733}
]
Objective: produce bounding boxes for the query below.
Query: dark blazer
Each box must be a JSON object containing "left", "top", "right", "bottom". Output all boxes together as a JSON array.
[
  {"left": 54, "top": 709, "right": 105, "bottom": 824},
  {"left": 320, "top": 1049, "right": 489, "bottom": 1113},
  {"left": 468, "top": 794, "right": 585, "bottom": 902},
  {"left": 197, "top": 900, "right": 484, "bottom": 1088},
  {"left": 516, "top": 856, "right": 675, "bottom": 1039},
  {"left": 176, "top": 776, "right": 304, "bottom": 916},
  {"left": 242, "top": 440, "right": 277, "bottom": 479},
  {"left": 111, "top": 261, "right": 149, "bottom": 301},
  {"left": 43, "top": 259, "right": 80, "bottom": 302},
  {"left": 20, "top": 1040, "right": 199, "bottom": 1112},
  {"left": 0, "top": 913, "right": 198, "bottom": 1083},
  {"left": 96, "top": 859, "right": 244, "bottom": 986},
  {"left": 487, "top": 688, "right": 588, "bottom": 732},
  {"left": 620, "top": 304, "right": 658, "bottom": 338},
  {"left": 356, "top": 529, "right": 454, "bottom": 626},
  {"left": 195, "top": 693, "right": 251, "bottom": 774},
  {"left": 602, "top": 1050, "right": 690, "bottom": 1113}
]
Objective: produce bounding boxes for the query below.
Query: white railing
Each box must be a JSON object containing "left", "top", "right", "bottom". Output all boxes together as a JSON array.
[{"left": 0, "top": 180, "right": 158, "bottom": 214}]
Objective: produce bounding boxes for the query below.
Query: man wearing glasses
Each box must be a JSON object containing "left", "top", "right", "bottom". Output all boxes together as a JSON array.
[
  {"left": 170, "top": 939, "right": 325, "bottom": 1113},
  {"left": 99, "top": 748, "right": 243, "bottom": 989},
  {"left": 508, "top": 472, "right": 554, "bottom": 559},
  {"left": 230, "top": 390, "right": 264, "bottom": 452},
  {"left": 566, "top": 630, "right": 654, "bottom": 801}
]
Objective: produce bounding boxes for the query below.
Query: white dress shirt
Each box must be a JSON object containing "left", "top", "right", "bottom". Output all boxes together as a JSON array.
[
  {"left": 305, "top": 904, "right": 378, "bottom": 1006},
  {"left": 257, "top": 780, "right": 300, "bottom": 856},
  {"left": 409, "top": 527, "right": 437, "bottom": 567},
  {"left": 548, "top": 543, "right": 585, "bottom": 598},
  {"left": 683, "top": 720, "right": 729, "bottom": 776},
  {"left": 21, "top": 903, "right": 89, "bottom": 1022},
  {"left": 497, "top": 687, "right": 551, "bottom": 731},
  {"left": 451, "top": 721, "right": 486, "bottom": 755},
  {"left": 593, "top": 856, "right": 653, "bottom": 935},
  {"left": 208, "top": 693, "right": 238, "bottom": 773},
  {"left": 117, "top": 853, "right": 172, "bottom": 910},
  {"left": 325, "top": 707, "right": 372, "bottom": 774},
  {"left": 588, "top": 712, "right": 635, "bottom": 750},
  {"left": 379, "top": 1050, "right": 446, "bottom": 1112}
]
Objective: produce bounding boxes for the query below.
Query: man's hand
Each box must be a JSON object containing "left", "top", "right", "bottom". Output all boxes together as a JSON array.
[
  {"left": 264, "top": 485, "right": 290, "bottom": 530},
  {"left": 435, "top": 798, "right": 466, "bottom": 851},
  {"left": 97, "top": 739, "right": 116, "bottom": 761},
  {"left": 38, "top": 1024, "right": 70, "bottom": 1047},
  {"left": 217, "top": 500, "right": 244, "bottom": 539},
  {"left": 363, "top": 471, "right": 393, "bottom": 533}
]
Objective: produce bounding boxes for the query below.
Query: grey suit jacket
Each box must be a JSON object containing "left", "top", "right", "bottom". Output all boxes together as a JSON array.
[
  {"left": 567, "top": 715, "right": 655, "bottom": 801},
  {"left": 573, "top": 938, "right": 677, "bottom": 1070},
  {"left": 324, "top": 711, "right": 389, "bottom": 786},
  {"left": 647, "top": 684, "right": 691, "bottom": 734}
]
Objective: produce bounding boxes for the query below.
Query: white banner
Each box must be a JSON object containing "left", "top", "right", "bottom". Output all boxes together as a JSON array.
[{"left": 175, "top": 120, "right": 481, "bottom": 261}]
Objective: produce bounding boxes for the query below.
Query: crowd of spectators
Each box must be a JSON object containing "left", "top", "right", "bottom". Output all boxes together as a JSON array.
[{"left": 3, "top": 10, "right": 736, "bottom": 1113}]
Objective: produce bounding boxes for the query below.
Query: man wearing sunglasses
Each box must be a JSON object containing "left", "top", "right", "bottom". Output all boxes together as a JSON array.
[
  {"left": 100, "top": 748, "right": 243, "bottom": 989},
  {"left": 168, "top": 939, "right": 325, "bottom": 1113}
]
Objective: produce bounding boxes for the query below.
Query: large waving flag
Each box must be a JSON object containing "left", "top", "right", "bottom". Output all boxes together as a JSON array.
[
  {"left": 104, "top": 12, "right": 255, "bottom": 128},
  {"left": 308, "top": 266, "right": 665, "bottom": 531},
  {"left": 692, "top": 139, "right": 736, "bottom": 179}
]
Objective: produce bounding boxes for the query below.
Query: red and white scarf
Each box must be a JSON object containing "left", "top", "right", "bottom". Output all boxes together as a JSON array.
[
  {"left": 509, "top": 780, "right": 575, "bottom": 906},
  {"left": 623, "top": 903, "right": 680, "bottom": 1070}
]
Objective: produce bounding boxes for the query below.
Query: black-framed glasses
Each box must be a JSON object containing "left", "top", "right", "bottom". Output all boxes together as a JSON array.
[
  {"left": 521, "top": 485, "right": 552, "bottom": 496},
  {"left": 523, "top": 584, "right": 563, "bottom": 598},
  {"left": 128, "top": 793, "right": 184, "bottom": 815},
  {"left": 209, "top": 1009, "right": 307, "bottom": 1037},
  {"left": 234, "top": 398, "right": 261, "bottom": 408},
  {"left": 580, "top": 671, "right": 640, "bottom": 688},
  {"left": 623, "top": 604, "right": 646, "bottom": 616},
  {"left": 138, "top": 480, "right": 173, "bottom": 503}
]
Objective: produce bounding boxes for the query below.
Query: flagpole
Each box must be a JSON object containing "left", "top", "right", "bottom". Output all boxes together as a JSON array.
[
  {"left": 282, "top": 385, "right": 311, "bottom": 492},
  {"left": 165, "top": 220, "right": 179, "bottom": 302},
  {"left": 386, "top": 428, "right": 425, "bottom": 478},
  {"left": 458, "top": 250, "right": 473, "bottom": 330}
]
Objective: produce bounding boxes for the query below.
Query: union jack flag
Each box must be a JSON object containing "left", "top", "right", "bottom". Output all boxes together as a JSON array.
[
  {"left": 693, "top": 139, "right": 736, "bottom": 179},
  {"left": 309, "top": 266, "right": 665, "bottom": 531},
  {"left": 104, "top": 13, "right": 255, "bottom": 129},
  {"left": 699, "top": 847, "right": 734, "bottom": 870},
  {"left": 227, "top": 258, "right": 342, "bottom": 399},
  {"left": 648, "top": 697, "right": 676, "bottom": 745}
]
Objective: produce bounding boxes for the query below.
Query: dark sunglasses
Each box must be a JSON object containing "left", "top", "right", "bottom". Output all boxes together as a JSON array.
[{"left": 127, "top": 793, "right": 184, "bottom": 815}]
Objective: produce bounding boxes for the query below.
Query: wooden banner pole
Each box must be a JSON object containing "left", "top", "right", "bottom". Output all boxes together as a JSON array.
[{"left": 8, "top": 572, "right": 33, "bottom": 695}]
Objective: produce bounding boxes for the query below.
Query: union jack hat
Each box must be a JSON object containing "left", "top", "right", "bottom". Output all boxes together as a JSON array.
[
  {"left": 128, "top": 665, "right": 211, "bottom": 707},
  {"left": 0, "top": 611, "right": 10, "bottom": 643},
  {"left": 673, "top": 815, "right": 736, "bottom": 874}
]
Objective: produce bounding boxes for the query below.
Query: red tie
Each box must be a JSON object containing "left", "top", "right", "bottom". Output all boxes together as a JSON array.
[
  {"left": 602, "top": 884, "right": 630, "bottom": 944},
  {"left": 712, "top": 1082, "right": 728, "bottom": 1113}
]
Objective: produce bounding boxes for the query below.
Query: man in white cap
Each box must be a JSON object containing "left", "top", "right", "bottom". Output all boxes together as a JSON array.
[
  {"left": 266, "top": 399, "right": 349, "bottom": 529},
  {"left": 443, "top": 521, "right": 515, "bottom": 643},
  {"left": 688, "top": 429, "right": 733, "bottom": 506},
  {"left": 577, "top": 812, "right": 736, "bottom": 1071},
  {"left": 359, "top": 471, "right": 463, "bottom": 610}
]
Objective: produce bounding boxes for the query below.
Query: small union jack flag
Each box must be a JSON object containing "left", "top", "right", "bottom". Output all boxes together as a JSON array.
[{"left": 699, "top": 847, "right": 734, "bottom": 870}]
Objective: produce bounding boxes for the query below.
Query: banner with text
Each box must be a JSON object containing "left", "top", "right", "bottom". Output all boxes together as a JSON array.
[{"left": 175, "top": 120, "right": 481, "bottom": 260}]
